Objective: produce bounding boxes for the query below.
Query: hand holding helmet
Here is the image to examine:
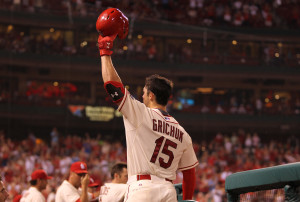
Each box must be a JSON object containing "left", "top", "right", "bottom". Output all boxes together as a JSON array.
[{"left": 96, "top": 8, "right": 129, "bottom": 56}]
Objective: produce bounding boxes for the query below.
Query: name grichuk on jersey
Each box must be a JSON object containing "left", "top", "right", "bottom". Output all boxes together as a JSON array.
[{"left": 118, "top": 89, "right": 199, "bottom": 180}]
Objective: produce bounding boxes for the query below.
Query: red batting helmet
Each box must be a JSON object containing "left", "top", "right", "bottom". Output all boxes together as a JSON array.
[{"left": 96, "top": 8, "right": 129, "bottom": 39}]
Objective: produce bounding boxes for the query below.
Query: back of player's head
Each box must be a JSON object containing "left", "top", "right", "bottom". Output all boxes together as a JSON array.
[
  {"left": 30, "top": 180, "right": 37, "bottom": 186},
  {"left": 111, "top": 163, "right": 127, "bottom": 179},
  {"left": 145, "top": 74, "right": 173, "bottom": 106}
]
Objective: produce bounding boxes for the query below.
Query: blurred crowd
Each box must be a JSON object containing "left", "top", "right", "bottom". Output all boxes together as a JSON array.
[
  {"left": 0, "top": 128, "right": 299, "bottom": 201},
  {"left": 171, "top": 90, "right": 300, "bottom": 116},
  {"left": 0, "top": 22, "right": 299, "bottom": 68},
  {"left": 1, "top": 79, "right": 300, "bottom": 116},
  {"left": 154, "top": 0, "right": 300, "bottom": 29},
  {"left": 0, "top": 0, "right": 299, "bottom": 29},
  {"left": 0, "top": 0, "right": 299, "bottom": 68},
  {"left": 0, "top": 128, "right": 126, "bottom": 202}
]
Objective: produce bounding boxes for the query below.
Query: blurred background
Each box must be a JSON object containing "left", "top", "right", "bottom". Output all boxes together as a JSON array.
[{"left": 0, "top": 0, "right": 299, "bottom": 201}]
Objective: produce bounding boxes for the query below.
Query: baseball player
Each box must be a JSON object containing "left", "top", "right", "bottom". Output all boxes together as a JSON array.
[
  {"left": 96, "top": 8, "right": 199, "bottom": 202},
  {"left": 20, "top": 169, "right": 52, "bottom": 202},
  {"left": 87, "top": 178, "right": 100, "bottom": 201},
  {"left": 0, "top": 176, "right": 9, "bottom": 202},
  {"left": 55, "top": 161, "right": 90, "bottom": 202},
  {"left": 99, "top": 163, "right": 128, "bottom": 202}
]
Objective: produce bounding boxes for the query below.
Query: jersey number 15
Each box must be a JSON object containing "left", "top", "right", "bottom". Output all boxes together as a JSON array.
[{"left": 150, "top": 136, "right": 177, "bottom": 169}]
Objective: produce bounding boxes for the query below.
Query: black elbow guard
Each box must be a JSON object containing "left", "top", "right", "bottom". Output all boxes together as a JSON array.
[{"left": 104, "top": 81, "right": 125, "bottom": 103}]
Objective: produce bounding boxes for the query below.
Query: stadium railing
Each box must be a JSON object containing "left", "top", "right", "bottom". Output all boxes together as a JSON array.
[
  {"left": 175, "top": 183, "right": 197, "bottom": 202},
  {"left": 225, "top": 162, "right": 300, "bottom": 202}
]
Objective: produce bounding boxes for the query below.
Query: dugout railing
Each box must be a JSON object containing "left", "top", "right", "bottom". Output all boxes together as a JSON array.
[{"left": 225, "top": 162, "right": 300, "bottom": 202}]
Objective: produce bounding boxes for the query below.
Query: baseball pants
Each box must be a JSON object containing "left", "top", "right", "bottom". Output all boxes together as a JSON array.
[{"left": 124, "top": 175, "right": 177, "bottom": 202}]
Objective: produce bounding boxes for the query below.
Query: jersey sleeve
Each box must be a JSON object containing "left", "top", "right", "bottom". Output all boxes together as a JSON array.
[
  {"left": 178, "top": 139, "right": 199, "bottom": 171},
  {"left": 63, "top": 193, "right": 80, "bottom": 202},
  {"left": 118, "top": 89, "right": 147, "bottom": 128},
  {"left": 56, "top": 186, "right": 80, "bottom": 202}
]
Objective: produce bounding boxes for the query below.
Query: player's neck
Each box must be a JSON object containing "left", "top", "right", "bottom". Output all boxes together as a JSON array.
[
  {"left": 33, "top": 185, "right": 43, "bottom": 192},
  {"left": 149, "top": 102, "right": 167, "bottom": 112},
  {"left": 111, "top": 179, "right": 122, "bottom": 184}
]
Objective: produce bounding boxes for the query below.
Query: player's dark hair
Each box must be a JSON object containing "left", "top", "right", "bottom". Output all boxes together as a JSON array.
[
  {"left": 30, "top": 180, "right": 37, "bottom": 186},
  {"left": 145, "top": 74, "right": 173, "bottom": 106},
  {"left": 0, "top": 176, "right": 2, "bottom": 181},
  {"left": 111, "top": 163, "right": 127, "bottom": 179}
]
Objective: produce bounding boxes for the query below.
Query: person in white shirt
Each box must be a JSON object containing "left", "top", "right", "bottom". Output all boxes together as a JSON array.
[
  {"left": 20, "top": 169, "right": 52, "bottom": 202},
  {"left": 0, "top": 176, "right": 9, "bottom": 202},
  {"left": 99, "top": 163, "right": 128, "bottom": 202},
  {"left": 55, "top": 161, "right": 90, "bottom": 202}
]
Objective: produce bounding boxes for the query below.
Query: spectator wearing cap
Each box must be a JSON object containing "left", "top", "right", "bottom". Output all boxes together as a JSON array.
[
  {"left": 0, "top": 176, "right": 9, "bottom": 202},
  {"left": 55, "top": 161, "right": 90, "bottom": 202},
  {"left": 20, "top": 169, "right": 52, "bottom": 202},
  {"left": 99, "top": 163, "right": 128, "bottom": 202}
]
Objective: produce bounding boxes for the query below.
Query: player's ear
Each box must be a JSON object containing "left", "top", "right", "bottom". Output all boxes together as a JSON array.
[
  {"left": 114, "top": 173, "right": 119, "bottom": 180},
  {"left": 149, "top": 91, "right": 155, "bottom": 100},
  {"left": 37, "top": 178, "right": 42, "bottom": 185}
]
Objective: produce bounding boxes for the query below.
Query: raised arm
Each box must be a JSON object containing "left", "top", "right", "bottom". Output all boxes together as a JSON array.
[
  {"left": 96, "top": 7, "right": 128, "bottom": 84},
  {"left": 96, "top": 7, "right": 129, "bottom": 104},
  {"left": 80, "top": 174, "right": 90, "bottom": 202},
  {"left": 101, "top": 55, "right": 122, "bottom": 84},
  {"left": 98, "top": 35, "right": 125, "bottom": 104},
  {"left": 98, "top": 33, "right": 122, "bottom": 84}
]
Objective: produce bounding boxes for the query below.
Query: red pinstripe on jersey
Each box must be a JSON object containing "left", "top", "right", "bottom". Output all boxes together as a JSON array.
[
  {"left": 178, "top": 161, "right": 199, "bottom": 170},
  {"left": 124, "top": 185, "right": 130, "bottom": 202},
  {"left": 118, "top": 90, "right": 128, "bottom": 111}
]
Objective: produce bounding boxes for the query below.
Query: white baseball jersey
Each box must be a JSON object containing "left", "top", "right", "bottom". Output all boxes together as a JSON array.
[
  {"left": 55, "top": 180, "right": 80, "bottom": 202},
  {"left": 20, "top": 187, "right": 45, "bottom": 202},
  {"left": 118, "top": 89, "right": 198, "bottom": 180},
  {"left": 99, "top": 183, "right": 127, "bottom": 202}
]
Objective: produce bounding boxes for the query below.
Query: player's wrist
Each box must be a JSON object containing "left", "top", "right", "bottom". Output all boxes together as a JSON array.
[{"left": 100, "top": 49, "right": 113, "bottom": 56}]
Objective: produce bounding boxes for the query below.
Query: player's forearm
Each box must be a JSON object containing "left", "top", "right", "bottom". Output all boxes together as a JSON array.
[
  {"left": 80, "top": 186, "right": 89, "bottom": 202},
  {"left": 182, "top": 167, "right": 196, "bottom": 200},
  {"left": 101, "top": 56, "right": 122, "bottom": 84}
]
